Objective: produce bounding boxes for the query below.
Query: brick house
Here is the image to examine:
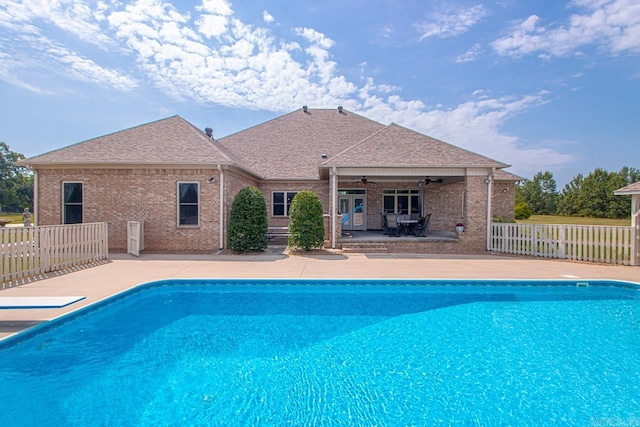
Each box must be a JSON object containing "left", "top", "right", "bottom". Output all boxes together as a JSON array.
[{"left": 21, "top": 107, "right": 520, "bottom": 254}]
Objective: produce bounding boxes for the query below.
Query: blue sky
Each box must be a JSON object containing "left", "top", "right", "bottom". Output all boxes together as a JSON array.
[{"left": 1, "top": 0, "right": 639, "bottom": 187}]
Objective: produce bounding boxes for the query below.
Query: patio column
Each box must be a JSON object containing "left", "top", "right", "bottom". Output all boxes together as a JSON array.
[
  {"left": 331, "top": 167, "right": 337, "bottom": 249},
  {"left": 486, "top": 171, "right": 493, "bottom": 251}
]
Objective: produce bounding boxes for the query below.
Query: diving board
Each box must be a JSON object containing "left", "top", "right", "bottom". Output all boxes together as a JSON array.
[{"left": 0, "top": 296, "right": 86, "bottom": 309}]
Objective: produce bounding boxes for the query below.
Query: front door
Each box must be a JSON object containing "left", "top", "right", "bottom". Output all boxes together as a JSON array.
[{"left": 338, "top": 192, "right": 366, "bottom": 231}]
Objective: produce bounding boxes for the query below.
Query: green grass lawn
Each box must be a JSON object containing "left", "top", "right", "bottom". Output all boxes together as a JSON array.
[
  {"left": 0, "top": 213, "right": 23, "bottom": 225},
  {"left": 516, "top": 215, "right": 630, "bottom": 227}
]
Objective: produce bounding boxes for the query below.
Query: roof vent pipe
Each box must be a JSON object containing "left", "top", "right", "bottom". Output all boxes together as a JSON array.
[
  {"left": 302, "top": 105, "right": 308, "bottom": 113},
  {"left": 338, "top": 106, "right": 343, "bottom": 113},
  {"left": 204, "top": 127, "right": 213, "bottom": 138}
]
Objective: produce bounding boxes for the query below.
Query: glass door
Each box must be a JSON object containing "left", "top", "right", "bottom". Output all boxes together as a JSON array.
[{"left": 338, "top": 191, "right": 366, "bottom": 231}]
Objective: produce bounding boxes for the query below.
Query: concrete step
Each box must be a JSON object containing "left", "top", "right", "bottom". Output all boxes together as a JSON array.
[{"left": 341, "top": 242, "right": 389, "bottom": 253}]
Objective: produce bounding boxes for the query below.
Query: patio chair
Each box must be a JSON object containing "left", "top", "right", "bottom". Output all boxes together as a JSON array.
[
  {"left": 386, "top": 213, "right": 400, "bottom": 236},
  {"left": 413, "top": 213, "right": 432, "bottom": 237},
  {"left": 381, "top": 213, "right": 389, "bottom": 234}
]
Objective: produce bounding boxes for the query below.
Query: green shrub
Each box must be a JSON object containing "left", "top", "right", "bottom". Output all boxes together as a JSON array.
[
  {"left": 288, "top": 190, "right": 324, "bottom": 251},
  {"left": 492, "top": 215, "right": 516, "bottom": 223},
  {"left": 514, "top": 202, "right": 532, "bottom": 220},
  {"left": 228, "top": 186, "right": 268, "bottom": 253}
]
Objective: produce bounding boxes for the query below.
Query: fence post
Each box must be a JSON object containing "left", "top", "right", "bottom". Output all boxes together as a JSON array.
[{"left": 633, "top": 214, "right": 640, "bottom": 266}]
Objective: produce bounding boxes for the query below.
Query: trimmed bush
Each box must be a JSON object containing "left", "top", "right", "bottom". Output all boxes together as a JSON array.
[
  {"left": 514, "top": 202, "right": 532, "bottom": 220},
  {"left": 228, "top": 186, "right": 268, "bottom": 253},
  {"left": 288, "top": 190, "right": 324, "bottom": 251}
]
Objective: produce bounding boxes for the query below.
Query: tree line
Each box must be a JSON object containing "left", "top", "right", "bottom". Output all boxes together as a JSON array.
[
  {"left": 515, "top": 167, "right": 639, "bottom": 219},
  {"left": 0, "top": 142, "right": 33, "bottom": 212}
]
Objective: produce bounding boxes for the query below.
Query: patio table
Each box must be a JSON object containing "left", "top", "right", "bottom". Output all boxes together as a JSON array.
[{"left": 397, "top": 219, "right": 418, "bottom": 234}]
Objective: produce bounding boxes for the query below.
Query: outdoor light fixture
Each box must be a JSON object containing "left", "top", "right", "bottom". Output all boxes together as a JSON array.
[
  {"left": 208, "top": 176, "right": 216, "bottom": 182},
  {"left": 484, "top": 177, "right": 491, "bottom": 184},
  {"left": 503, "top": 188, "right": 508, "bottom": 193}
]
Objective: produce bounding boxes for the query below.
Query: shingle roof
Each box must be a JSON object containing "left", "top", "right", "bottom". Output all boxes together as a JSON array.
[
  {"left": 614, "top": 181, "right": 640, "bottom": 195},
  {"left": 21, "top": 108, "right": 512, "bottom": 180},
  {"left": 324, "top": 123, "right": 508, "bottom": 169},
  {"left": 493, "top": 169, "right": 524, "bottom": 182},
  {"left": 216, "top": 108, "right": 385, "bottom": 180},
  {"left": 22, "top": 116, "right": 237, "bottom": 167}
]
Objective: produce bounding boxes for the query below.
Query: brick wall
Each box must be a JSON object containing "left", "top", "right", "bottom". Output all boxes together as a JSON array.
[
  {"left": 492, "top": 182, "right": 516, "bottom": 219},
  {"left": 37, "top": 168, "right": 223, "bottom": 253},
  {"left": 258, "top": 181, "right": 330, "bottom": 228},
  {"left": 35, "top": 169, "right": 496, "bottom": 254}
]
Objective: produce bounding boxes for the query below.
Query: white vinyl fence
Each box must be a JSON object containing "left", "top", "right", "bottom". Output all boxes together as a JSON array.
[
  {"left": 490, "top": 221, "right": 638, "bottom": 266},
  {"left": 1, "top": 222, "right": 109, "bottom": 284}
]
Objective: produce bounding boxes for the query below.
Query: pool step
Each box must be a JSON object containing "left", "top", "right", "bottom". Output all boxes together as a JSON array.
[{"left": 341, "top": 242, "right": 389, "bottom": 253}]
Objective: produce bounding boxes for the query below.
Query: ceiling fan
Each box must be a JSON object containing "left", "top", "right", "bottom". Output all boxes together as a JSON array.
[
  {"left": 358, "top": 176, "right": 377, "bottom": 184},
  {"left": 423, "top": 176, "right": 443, "bottom": 185}
]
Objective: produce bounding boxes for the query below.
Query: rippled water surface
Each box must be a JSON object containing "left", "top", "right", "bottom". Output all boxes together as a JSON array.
[{"left": 0, "top": 279, "right": 638, "bottom": 426}]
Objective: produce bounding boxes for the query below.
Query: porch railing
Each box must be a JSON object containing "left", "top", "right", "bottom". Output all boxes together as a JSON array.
[
  {"left": 490, "top": 222, "right": 637, "bottom": 266},
  {"left": 1, "top": 222, "right": 109, "bottom": 284}
]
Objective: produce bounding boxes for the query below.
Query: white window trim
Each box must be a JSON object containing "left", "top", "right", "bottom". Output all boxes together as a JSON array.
[
  {"left": 177, "top": 181, "right": 200, "bottom": 227},
  {"left": 382, "top": 189, "right": 422, "bottom": 215},
  {"left": 62, "top": 181, "right": 83, "bottom": 224},
  {"left": 272, "top": 191, "right": 298, "bottom": 217}
]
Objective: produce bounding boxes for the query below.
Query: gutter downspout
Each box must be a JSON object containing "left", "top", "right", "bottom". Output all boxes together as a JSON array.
[
  {"left": 33, "top": 170, "right": 38, "bottom": 226},
  {"left": 218, "top": 165, "right": 224, "bottom": 250},
  {"left": 331, "top": 167, "right": 337, "bottom": 249},
  {"left": 486, "top": 168, "right": 494, "bottom": 251}
]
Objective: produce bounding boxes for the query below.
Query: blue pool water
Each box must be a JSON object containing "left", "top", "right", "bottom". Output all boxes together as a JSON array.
[{"left": 0, "top": 279, "right": 639, "bottom": 426}]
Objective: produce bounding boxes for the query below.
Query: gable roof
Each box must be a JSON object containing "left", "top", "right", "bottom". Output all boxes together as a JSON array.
[
  {"left": 324, "top": 123, "right": 508, "bottom": 169},
  {"left": 21, "top": 116, "right": 237, "bottom": 167},
  {"left": 216, "top": 108, "right": 385, "bottom": 180},
  {"left": 614, "top": 181, "right": 640, "bottom": 195},
  {"left": 21, "top": 108, "right": 512, "bottom": 180},
  {"left": 493, "top": 169, "right": 525, "bottom": 182}
]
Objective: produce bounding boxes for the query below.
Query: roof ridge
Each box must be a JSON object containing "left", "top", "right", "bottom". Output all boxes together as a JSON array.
[
  {"left": 322, "top": 123, "right": 391, "bottom": 164},
  {"left": 386, "top": 122, "right": 510, "bottom": 168},
  {"left": 178, "top": 116, "right": 238, "bottom": 164}
]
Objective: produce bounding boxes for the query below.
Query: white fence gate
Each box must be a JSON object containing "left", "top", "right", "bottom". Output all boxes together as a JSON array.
[
  {"left": 127, "top": 221, "right": 144, "bottom": 256},
  {"left": 490, "top": 222, "right": 637, "bottom": 266},
  {"left": 1, "top": 222, "right": 109, "bottom": 284}
]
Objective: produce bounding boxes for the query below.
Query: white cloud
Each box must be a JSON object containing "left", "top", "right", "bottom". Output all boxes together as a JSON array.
[
  {"left": 0, "top": 0, "right": 574, "bottom": 176},
  {"left": 262, "top": 10, "right": 274, "bottom": 23},
  {"left": 456, "top": 43, "right": 482, "bottom": 63},
  {"left": 417, "top": 5, "right": 488, "bottom": 39},
  {"left": 352, "top": 90, "right": 574, "bottom": 176},
  {"left": 295, "top": 27, "right": 335, "bottom": 49},
  {"left": 492, "top": 0, "right": 640, "bottom": 57}
]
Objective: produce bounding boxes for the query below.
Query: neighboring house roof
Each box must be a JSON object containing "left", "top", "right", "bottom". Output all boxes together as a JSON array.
[
  {"left": 20, "top": 116, "right": 238, "bottom": 167},
  {"left": 324, "top": 122, "right": 508, "bottom": 169},
  {"left": 217, "top": 108, "right": 385, "bottom": 180},
  {"left": 614, "top": 181, "right": 640, "bottom": 195},
  {"left": 493, "top": 169, "right": 525, "bottom": 182}
]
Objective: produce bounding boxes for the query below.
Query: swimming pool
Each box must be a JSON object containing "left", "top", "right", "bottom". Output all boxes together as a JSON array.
[{"left": 0, "top": 279, "right": 638, "bottom": 426}]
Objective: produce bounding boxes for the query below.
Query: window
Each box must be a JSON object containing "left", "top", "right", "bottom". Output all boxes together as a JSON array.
[
  {"left": 272, "top": 191, "right": 298, "bottom": 216},
  {"left": 178, "top": 182, "right": 199, "bottom": 226},
  {"left": 63, "top": 182, "right": 83, "bottom": 224},
  {"left": 383, "top": 189, "right": 422, "bottom": 215}
]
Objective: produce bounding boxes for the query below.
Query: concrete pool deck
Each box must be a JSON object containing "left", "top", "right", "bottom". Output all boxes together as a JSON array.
[{"left": 1, "top": 250, "right": 639, "bottom": 339}]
